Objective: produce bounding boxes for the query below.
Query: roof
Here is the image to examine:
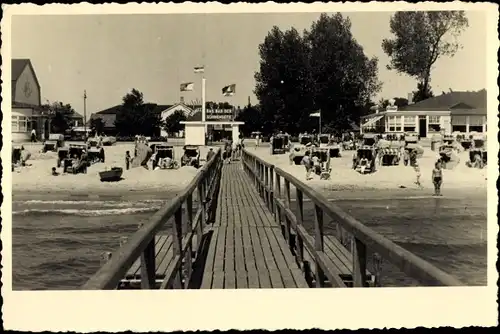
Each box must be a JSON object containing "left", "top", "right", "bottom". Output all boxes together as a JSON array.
[
  {"left": 96, "top": 105, "right": 122, "bottom": 115},
  {"left": 11, "top": 59, "right": 42, "bottom": 104},
  {"left": 400, "top": 89, "right": 487, "bottom": 111},
  {"left": 89, "top": 113, "right": 116, "bottom": 128},
  {"left": 12, "top": 101, "right": 41, "bottom": 109},
  {"left": 71, "top": 112, "right": 84, "bottom": 119},
  {"left": 186, "top": 111, "right": 203, "bottom": 122}
]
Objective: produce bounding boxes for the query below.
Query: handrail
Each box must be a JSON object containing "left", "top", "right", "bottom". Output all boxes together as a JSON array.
[
  {"left": 241, "top": 148, "right": 463, "bottom": 287},
  {"left": 82, "top": 148, "right": 223, "bottom": 290}
]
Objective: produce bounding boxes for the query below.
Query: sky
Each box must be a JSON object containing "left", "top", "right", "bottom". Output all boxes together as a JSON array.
[{"left": 11, "top": 11, "right": 486, "bottom": 117}]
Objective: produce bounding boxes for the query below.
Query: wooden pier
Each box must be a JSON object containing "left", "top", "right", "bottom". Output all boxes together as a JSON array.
[{"left": 82, "top": 148, "right": 464, "bottom": 290}]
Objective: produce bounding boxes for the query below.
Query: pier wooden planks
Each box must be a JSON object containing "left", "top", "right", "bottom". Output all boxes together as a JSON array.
[{"left": 201, "top": 162, "right": 307, "bottom": 289}]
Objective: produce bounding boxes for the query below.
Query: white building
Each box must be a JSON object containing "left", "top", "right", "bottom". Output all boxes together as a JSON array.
[{"left": 360, "top": 90, "right": 487, "bottom": 138}]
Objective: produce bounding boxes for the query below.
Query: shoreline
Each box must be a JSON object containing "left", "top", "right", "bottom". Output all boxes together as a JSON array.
[{"left": 12, "top": 187, "right": 184, "bottom": 202}]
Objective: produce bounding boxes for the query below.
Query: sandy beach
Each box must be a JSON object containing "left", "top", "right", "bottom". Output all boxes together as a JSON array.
[
  {"left": 248, "top": 145, "right": 488, "bottom": 198},
  {"left": 12, "top": 142, "right": 215, "bottom": 197}
]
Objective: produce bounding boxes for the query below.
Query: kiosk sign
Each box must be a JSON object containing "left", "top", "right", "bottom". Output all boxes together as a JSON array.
[{"left": 206, "top": 108, "right": 234, "bottom": 121}]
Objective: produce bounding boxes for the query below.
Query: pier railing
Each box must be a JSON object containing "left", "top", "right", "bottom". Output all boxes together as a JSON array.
[
  {"left": 241, "top": 149, "right": 464, "bottom": 287},
  {"left": 82, "top": 149, "right": 223, "bottom": 290}
]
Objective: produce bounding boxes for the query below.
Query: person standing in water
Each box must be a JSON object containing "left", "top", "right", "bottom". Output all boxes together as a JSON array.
[{"left": 432, "top": 161, "right": 443, "bottom": 196}]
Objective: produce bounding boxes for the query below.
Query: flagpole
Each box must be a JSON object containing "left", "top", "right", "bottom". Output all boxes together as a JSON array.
[
  {"left": 319, "top": 109, "right": 321, "bottom": 135},
  {"left": 201, "top": 77, "right": 206, "bottom": 123}
]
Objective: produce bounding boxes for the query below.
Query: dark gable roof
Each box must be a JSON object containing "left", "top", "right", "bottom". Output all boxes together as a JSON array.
[
  {"left": 401, "top": 89, "right": 487, "bottom": 111},
  {"left": 90, "top": 113, "right": 116, "bottom": 128},
  {"left": 186, "top": 111, "right": 203, "bottom": 122},
  {"left": 96, "top": 105, "right": 122, "bottom": 115},
  {"left": 12, "top": 59, "right": 30, "bottom": 82},
  {"left": 12, "top": 59, "right": 42, "bottom": 104}
]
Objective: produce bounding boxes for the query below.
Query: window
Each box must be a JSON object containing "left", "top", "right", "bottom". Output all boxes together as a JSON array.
[
  {"left": 18, "top": 116, "right": 27, "bottom": 132},
  {"left": 452, "top": 125, "right": 466, "bottom": 133},
  {"left": 428, "top": 115, "right": 441, "bottom": 132},
  {"left": 387, "top": 116, "right": 402, "bottom": 132},
  {"left": 403, "top": 116, "right": 416, "bottom": 132},
  {"left": 469, "top": 126, "right": 483, "bottom": 132},
  {"left": 11, "top": 115, "right": 30, "bottom": 132}
]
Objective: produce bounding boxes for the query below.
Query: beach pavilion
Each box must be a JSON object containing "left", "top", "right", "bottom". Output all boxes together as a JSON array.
[
  {"left": 360, "top": 89, "right": 487, "bottom": 138},
  {"left": 180, "top": 106, "right": 244, "bottom": 146}
]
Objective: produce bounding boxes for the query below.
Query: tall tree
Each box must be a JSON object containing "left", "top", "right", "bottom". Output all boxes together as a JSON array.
[
  {"left": 235, "top": 103, "right": 263, "bottom": 136},
  {"left": 412, "top": 81, "right": 435, "bottom": 103},
  {"left": 90, "top": 117, "right": 105, "bottom": 135},
  {"left": 307, "top": 13, "right": 381, "bottom": 132},
  {"left": 41, "top": 101, "right": 76, "bottom": 133},
  {"left": 164, "top": 110, "right": 187, "bottom": 134},
  {"left": 254, "top": 26, "right": 313, "bottom": 135},
  {"left": 114, "top": 89, "right": 162, "bottom": 136},
  {"left": 382, "top": 11, "right": 468, "bottom": 96}
]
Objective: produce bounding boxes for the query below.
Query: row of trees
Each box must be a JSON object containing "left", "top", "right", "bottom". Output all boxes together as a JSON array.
[{"left": 246, "top": 11, "right": 468, "bottom": 135}]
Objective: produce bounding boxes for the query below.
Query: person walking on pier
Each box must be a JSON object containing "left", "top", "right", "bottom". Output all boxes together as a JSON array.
[{"left": 255, "top": 133, "right": 261, "bottom": 149}]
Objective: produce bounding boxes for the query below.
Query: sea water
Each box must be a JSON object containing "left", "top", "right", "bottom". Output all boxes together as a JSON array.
[{"left": 11, "top": 195, "right": 487, "bottom": 290}]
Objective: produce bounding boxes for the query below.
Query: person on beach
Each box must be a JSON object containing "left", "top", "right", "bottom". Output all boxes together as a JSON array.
[
  {"left": 432, "top": 161, "right": 443, "bottom": 196},
  {"left": 206, "top": 148, "right": 215, "bottom": 161},
  {"left": 409, "top": 149, "right": 417, "bottom": 167},
  {"left": 414, "top": 165, "right": 422, "bottom": 188},
  {"left": 125, "top": 151, "right": 131, "bottom": 170},
  {"left": 301, "top": 151, "right": 313, "bottom": 180},
  {"left": 31, "top": 128, "right": 37, "bottom": 142},
  {"left": 51, "top": 167, "right": 59, "bottom": 176},
  {"left": 311, "top": 154, "right": 321, "bottom": 175},
  {"left": 403, "top": 148, "right": 409, "bottom": 166}
]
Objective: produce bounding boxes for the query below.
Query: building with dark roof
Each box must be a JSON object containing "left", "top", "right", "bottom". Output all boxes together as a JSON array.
[
  {"left": 11, "top": 59, "right": 85, "bottom": 142},
  {"left": 89, "top": 97, "right": 198, "bottom": 136},
  {"left": 11, "top": 59, "right": 45, "bottom": 142},
  {"left": 360, "top": 89, "right": 487, "bottom": 138}
]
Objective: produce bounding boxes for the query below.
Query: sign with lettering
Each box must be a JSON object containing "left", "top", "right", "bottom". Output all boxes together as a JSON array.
[{"left": 206, "top": 108, "right": 234, "bottom": 121}]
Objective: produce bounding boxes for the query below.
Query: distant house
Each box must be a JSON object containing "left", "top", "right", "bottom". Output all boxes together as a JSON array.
[
  {"left": 70, "top": 112, "right": 84, "bottom": 127},
  {"left": 360, "top": 89, "right": 487, "bottom": 138},
  {"left": 89, "top": 98, "right": 197, "bottom": 136},
  {"left": 11, "top": 59, "right": 45, "bottom": 142}
]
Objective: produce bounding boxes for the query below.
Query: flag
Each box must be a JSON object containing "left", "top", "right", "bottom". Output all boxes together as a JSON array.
[
  {"left": 222, "top": 84, "right": 236, "bottom": 96},
  {"left": 180, "top": 82, "right": 194, "bottom": 91},
  {"left": 194, "top": 66, "right": 205, "bottom": 73},
  {"left": 310, "top": 111, "right": 321, "bottom": 117}
]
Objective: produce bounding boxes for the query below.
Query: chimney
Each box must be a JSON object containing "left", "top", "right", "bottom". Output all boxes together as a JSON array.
[
  {"left": 407, "top": 92, "right": 413, "bottom": 105},
  {"left": 180, "top": 96, "right": 185, "bottom": 104}
]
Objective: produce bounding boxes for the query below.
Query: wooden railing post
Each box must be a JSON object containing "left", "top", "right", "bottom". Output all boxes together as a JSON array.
[
  {"left": 185, "top": 194, "right": 194, "bottom": 287},
  {"left": 173, "top": 207, "right": 183, "bottom": 289},
  {"left": 137, "top": 222, "right": 156, "bottom": 289},
  {"left": 264, "top": 166, "right": 269, "bottom": 208},
  {"left": 295, "top": 189, "right": 305, "bottom": 269},
  {"left": 274, "top": 173, "right": 281, "bottom": 226},
  {"left": 269, "top": 166, "right": 274, "bottom": 213},
  {"left": 283, "top": 180, "right": 292, "bottom": 247},
  {"left": 314, "top": 204, "right": 325, "bottom": 287},
  {"left": 197, "top": 183, "right": 205, "bottom": 250},
  {"left": 353, "top": 238, "right": 367, "bottom": 287}
]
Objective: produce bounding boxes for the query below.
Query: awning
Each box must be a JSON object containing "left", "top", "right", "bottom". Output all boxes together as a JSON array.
[{"left": 362, "top": 115, "right": 383, "bottom": 128}]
